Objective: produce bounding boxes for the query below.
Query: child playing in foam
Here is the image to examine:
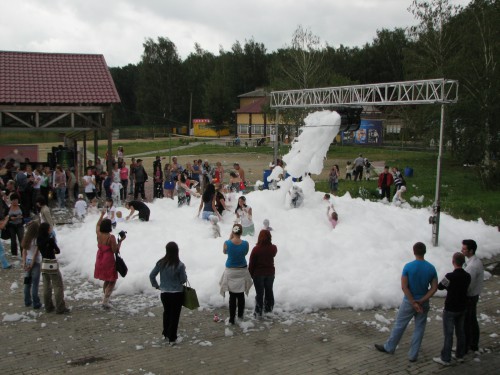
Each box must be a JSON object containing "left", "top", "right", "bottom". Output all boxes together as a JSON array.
[
  {"left": 74, "top": 194, "right": 87, "bottom": 221},
  {"left": 110, "top": 180, "right": 123, "bottom": 207},
  {"left": 115, "top": 210, "right": 125, "bottom": 223},
  {"left": 210, "top": 215, "right": 221, "bottom": 238},
  {"left": 88, "top": 198, "right": 99, "bottom": 215},
  {"left": 263, "top": 219, "right": 273, "bottom": 232},
  {"left": 327, "top": 205, "right": 338, "bottom": 229}
]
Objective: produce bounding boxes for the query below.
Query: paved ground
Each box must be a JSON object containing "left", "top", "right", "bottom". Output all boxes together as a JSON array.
[{"left": 1, "top": 249, "right": 499, "bottom": 375}]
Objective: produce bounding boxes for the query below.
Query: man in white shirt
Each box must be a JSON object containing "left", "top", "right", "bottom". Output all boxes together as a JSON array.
[{"left": 461, "top": 239, "right": 484, "bottom": 354}]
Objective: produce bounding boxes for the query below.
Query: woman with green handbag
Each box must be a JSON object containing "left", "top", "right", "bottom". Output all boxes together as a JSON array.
[{"left": 149, "top": 242, "right": 187, "bottom": 346}]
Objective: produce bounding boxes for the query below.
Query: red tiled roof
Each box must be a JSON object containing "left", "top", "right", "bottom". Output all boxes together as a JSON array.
[
  {"left": 235, "top": 97, "right": 269, "bottom": 114},
  {"left": 0, "top": 51, "right": 120, "bottom": 104}
]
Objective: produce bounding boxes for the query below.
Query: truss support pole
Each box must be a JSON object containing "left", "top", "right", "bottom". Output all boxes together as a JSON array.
[
  {"left": 432, "top": 104, "right": 445, "bottom": 247},
  {"left": 274, "top": 109, "right": 279, "bottom": 165}
]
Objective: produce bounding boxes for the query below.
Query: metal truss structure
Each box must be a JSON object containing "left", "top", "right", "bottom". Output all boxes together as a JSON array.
[{"left": 270, "top": 78, "right": 458, "bottom": 108}]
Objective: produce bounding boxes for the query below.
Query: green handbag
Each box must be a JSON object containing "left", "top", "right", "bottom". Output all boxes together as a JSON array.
[{"left": 182, "top": 280, "right": 200, "bottom": 310}]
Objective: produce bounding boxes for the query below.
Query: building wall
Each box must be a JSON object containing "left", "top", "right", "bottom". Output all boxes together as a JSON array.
[{"left": 236, "top": 113, "right": 270, "bottom": 125}]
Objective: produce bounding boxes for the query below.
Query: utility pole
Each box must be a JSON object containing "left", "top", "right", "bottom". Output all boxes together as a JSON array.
[{"left": 188, "top": 91, "right": 193, "bottom": 136}]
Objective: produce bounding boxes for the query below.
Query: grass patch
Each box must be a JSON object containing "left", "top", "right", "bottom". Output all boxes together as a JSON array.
[
  {"left": 0, "top": 132, "right": 62, "bottom": 144},
  {"left": 319, "top": 146, "right": 499, "bottom": 225}
]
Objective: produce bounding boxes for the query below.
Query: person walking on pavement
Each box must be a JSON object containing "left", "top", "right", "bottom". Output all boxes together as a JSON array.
[
  {"left": 133, "top": 159, "right": 147, "bottom": 201},
  {"left": 37, "top": 222, "right": 70, "bottom": 314},
  {"left": 461, "top": 239, "right": 484, "bottom": 355},
  {"left": 433, "top": 252, "right": 470, "bottom": 366},
  {"left": 220, "top": 224, "right": 253, "bottom": 325},
  {"left": 149, "top": 241, "right": 187, "bottom": 346},
  {"left": 375, "top": 242, "right": 438, "bottom": 362},
  {"left": 249, "top": 229, "right": 277, "bottom": 318}
]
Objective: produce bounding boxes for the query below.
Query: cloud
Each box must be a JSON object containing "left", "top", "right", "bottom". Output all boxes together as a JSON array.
[{"left": 0, "top": 0, "right": 471, "bottom": 67}]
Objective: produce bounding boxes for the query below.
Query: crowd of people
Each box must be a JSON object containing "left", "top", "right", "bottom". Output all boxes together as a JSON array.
[
  {"left": 327, "top": 154, "right": 408, "bottom": 204},
  {"left": 0, "top": 153, "right": 488, "bottom": 360}
]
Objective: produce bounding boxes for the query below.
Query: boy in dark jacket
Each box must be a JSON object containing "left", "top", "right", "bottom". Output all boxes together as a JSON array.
[{"left": 433, "top": 252, "right": 471, "bottom": 366}]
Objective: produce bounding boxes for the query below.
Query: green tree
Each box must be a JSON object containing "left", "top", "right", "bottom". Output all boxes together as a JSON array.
[
  {"left": 110, "top": 64, "right": 140, "bottom": 126},
  {"left": 406, "top": 0, "right": 461, "bottom": 77},
  {"left": 448, "top": 0, "right": 499, "bottom": 182},
  {"left": 182, "top": 43, "right": 216, "bottom": 122},
  {"left": 137, "top": 37, "right": 185, "bottom": 128},
  {"left": 203, "top": 49, "right": 235, "bottom": 129},
  {"left": 370, "top": 28, "right": 409, "bottom": 82}
]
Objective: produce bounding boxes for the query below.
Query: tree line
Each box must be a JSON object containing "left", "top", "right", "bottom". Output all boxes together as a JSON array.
[{"left": 109, "top": 0, "right": 498, "bottom": 183}]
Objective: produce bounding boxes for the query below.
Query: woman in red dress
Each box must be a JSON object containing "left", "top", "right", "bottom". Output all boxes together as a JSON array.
[{"left": 94, "top": 210, "right": 125, "bottom": 309}]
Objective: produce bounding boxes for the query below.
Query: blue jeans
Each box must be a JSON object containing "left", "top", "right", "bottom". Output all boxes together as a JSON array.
[
  {"left": 202, "top": 211, "right": 214, "bottom": 220},
  {"left": 384, "top": 298, "right": 430, "bottom": 360},
  {"left": 56, "top": 187, "right": 66, "bottom": 208},
  {"left": 24, "top": 261, "right": 41, "bottom": 308},
  {"left": 0, "top": 241, "right": 11, "bottom": 268},
  {"left": 440, "top": 309, "right": 466, "bottom": 362},
  {"left": 253, "top": 275, "right": 275, "bottom": 316}
]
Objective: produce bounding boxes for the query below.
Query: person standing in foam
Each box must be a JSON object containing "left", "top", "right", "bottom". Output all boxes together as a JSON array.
[{"left": 235, "top": 196, "right": 254, "bottom": 236}]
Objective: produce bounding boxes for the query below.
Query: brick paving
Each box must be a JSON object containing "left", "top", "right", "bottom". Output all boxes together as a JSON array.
[{"left": 1, "top": 250, "right": 499, "bottom": 375}]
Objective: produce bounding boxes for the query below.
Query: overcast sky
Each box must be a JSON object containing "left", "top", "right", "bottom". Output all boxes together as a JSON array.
[{"left": 0, "top": 0, "right": 471, "bottom": 67}]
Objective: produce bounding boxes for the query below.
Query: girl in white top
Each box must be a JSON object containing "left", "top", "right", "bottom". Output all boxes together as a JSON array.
[
  {"left": 110, "top": 181, "right": 123, "bottom": 207},
  {"left": 104, "top": 198, "right": 117, "bottom": 228},
  {"left": 235, "top": 196, "right": 254, "bottom": 236},
  {"left": 21, "top": 221, "right": 42, "bottom": 309},
  {"left": 83, "top": 169, "right": 96, "bottom": 199}
]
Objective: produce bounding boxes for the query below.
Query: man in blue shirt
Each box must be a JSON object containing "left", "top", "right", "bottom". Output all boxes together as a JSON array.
[{"left": 375, "top": 242, "right": 438, "bottom": 362}]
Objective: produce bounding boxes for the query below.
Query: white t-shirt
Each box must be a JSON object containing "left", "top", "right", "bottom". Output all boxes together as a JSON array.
[
  {"left": 111, "top": 182, "right": 123, "bottom": 197},
  {"left": 32, "top": 171, "right": 43, "bottom": 189},
  {"left": 112, "top": 169, "right": 121, "bottom": 183},
  {"left": 74, "top": 200, "right": 88, "bottom": 217},
  {"left": 26, "top": 239, "right": 42, "bottom": 263},
  {"left": 106, "top": 206, "right": 117, "bottom": 224},
  {"left": 237, "top": 206, "right": 253, "bottom": 227},
  {"left": 83, "top": 175, "right": 96, "bottom": 193}
]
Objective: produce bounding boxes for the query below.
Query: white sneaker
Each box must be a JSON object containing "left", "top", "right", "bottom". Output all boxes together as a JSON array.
[
  {"left": 452, "top": 354, "right": 465, "bottom": 363},
  {"left": 433, "top": 357, "right": 450, "bottom": 366}
]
